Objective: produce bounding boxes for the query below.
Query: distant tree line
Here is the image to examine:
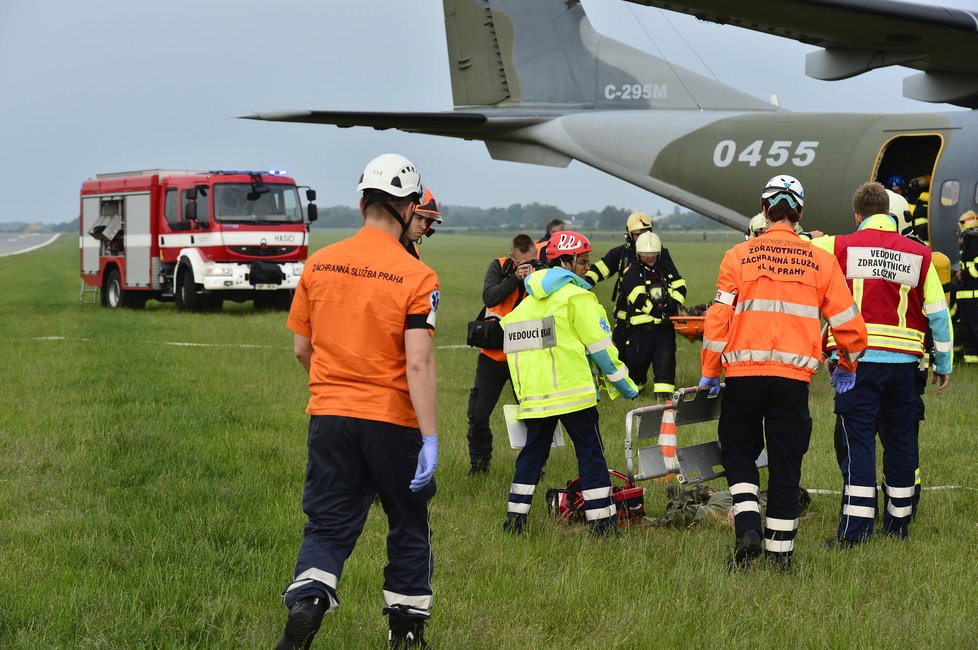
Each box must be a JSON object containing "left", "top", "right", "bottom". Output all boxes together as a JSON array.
[
  {"left": 314, "top": 202, "right": 732, "bottom": 233},
  {"left": 7, "top": 203, "right": 733, "bottom": 234}
]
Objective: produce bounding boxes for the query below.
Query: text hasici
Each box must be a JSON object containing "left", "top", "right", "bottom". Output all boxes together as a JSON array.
[
  {"left": 741, "top": 242, "right": 816, "bottom": 276},
  {"left": 312, "top": 262, "right": 404, "bottom": 284}
]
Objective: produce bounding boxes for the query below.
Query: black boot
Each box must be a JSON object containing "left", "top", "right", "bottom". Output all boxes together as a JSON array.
[
  {"left": 276, "top": 597, "right": 328, "bottom": 650},
  {"left": 467, "top": 459, "right": 490, "bottom": 477},
  {"left": 728, "top": 530, "right": 762, "bottom": 571},
  {"left": 389, "top": 614, "right": 430, "bottom": 649},
  {"left": 502, "top": 513, "right": 527, "bottom": 535}
]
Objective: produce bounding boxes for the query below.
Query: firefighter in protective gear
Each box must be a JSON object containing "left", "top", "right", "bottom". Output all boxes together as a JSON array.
[
  {"left": 701, "top": 174, "right": 867, "bottom": 571},
  {"left": 815, "top": 182, "right": 951, "bottom": 546},
  {"left": 500, "top": 231, "right": 638, "bottom": 537},
  {"left": 957, "top": 210, "right": 978, "bottom": 363},
  {"left": 747, "top": 213, "right": 768, "bottom": 239},
  {"left": 586, "top": 211, "right": 678, "bottom": 302},
  {"left": 908, "top": 191, "right": 930, "bottom": 244},
  {"left": 402, "top": 187, "right": 442, "bottom": 259},
  {"left": 612, "top": 231, "right": 687, "bottom": 399}
]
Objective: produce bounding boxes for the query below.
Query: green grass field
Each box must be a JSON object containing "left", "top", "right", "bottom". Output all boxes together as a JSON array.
[{"left": 1, "top": 232, "right": 975, "bottom": 649}]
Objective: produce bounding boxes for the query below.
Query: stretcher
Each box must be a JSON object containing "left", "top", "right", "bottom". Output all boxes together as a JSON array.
[
  {"left": 670, "top": 315, "right": 706, "bottom": 342},
  {"left": 624, "top": 385, "right": 768, "bottom": 484}
]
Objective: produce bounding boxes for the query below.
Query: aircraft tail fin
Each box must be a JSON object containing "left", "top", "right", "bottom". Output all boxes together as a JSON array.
[{"left": 443, "top": 0, "right": 773, "bottom": 112}]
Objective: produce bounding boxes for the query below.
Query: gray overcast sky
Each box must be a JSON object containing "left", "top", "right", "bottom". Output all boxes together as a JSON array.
[{"left": 0, "top": 0, "right": 971, "bottom": 224}]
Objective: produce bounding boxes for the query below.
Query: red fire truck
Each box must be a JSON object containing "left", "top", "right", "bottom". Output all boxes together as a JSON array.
[{"left": 79, "top": 169, "right": 317, "bottom": 311}]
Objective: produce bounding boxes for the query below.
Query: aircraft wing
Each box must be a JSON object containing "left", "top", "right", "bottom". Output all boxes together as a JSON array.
[
  {"left": 628, "top": 0, "right": 978, "bottom": 107},
  {"left": 242, "top": 110, "right": 549, "bottom": 138}
]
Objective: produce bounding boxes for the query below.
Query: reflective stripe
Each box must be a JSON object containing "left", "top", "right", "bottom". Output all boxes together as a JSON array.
[
  {"left": 519, "top": 386, "right": 594, "bottom": 402},
  {"left": 827, "top": 302, "right": 861, "bottom": 328},
  {"left": 846, "top": 350, "right": 863, "bottom": 363},
  {"left": 585, "top": 337, "right": 612, "bottom": 354},
  {"left": 730, "top": 482, "right": 759, "bottom": 496},
  {"left": 702, "top": 338, "right": 726, "bottom": 353},
  {"left": 957, "top": 290, "right": 976, "bottom": 299},
  {"left": 286, "top": 567, "right": 339, "bottom": 592},
  {"left": 510, "top": 483, "right": 536, "bottom": 496},
  {"left": 886, "top": 485, "right": 916, "bottom": 498},
  {"left": 585, "top": 505, "right": 617, "bottom": 521},
  {"left": 844, "top": 484, "right": 876, "bottom": 498},
  {"left": 733, "top": 501, "right": 760, "bottom": 515},
  {"left": 582, "top": 486, "right": 613, "bottom": 500},
  {"left": 629, "top": 314, "right": 657, "bottom": 325},
  {"left": 887, "top": 503, "right": 913, "bottom": 518},
  {"left": 923, "top": 298, "right": 948, "bottom": 315},
  {"left": 627, "top": 286, "right": 645, "bottom": 304},
  {"left": 723, "top": 348, "right": 821, "bottom": 370},
  {"left": 652, "top": 382, "right": 675, "bottom": 394},
  {"left": 764, "top": 538, "right": 794, "bottom": 553},
  {"left": 935, "top": 340, "right": 953, "bottom": 353},
  {"left": 508, "top": 501, "right": 531, "bottom": 514},
  {"left": 736, "top": 298, "right": 819, "bottom": 320},
  {"left": 518, "top": 396, "right": 596, "bottom": 415},
  {"left": 842, "top": 504, "right": 875, "bottom": 518},
  {"left": 383, "top": 590, "right": 432, "bottom": 613},
  {"left": 765, "top": 516, "right": 798, "bottom": 532},
  {"left": 663, "top": 455, "right": 680, "bottom": 470},
  {"left": 657, "top": 433, "right": 677, "bottom": 446},
  {"left": 607, "top": 366, "right": 628, "bottom": 382},
  {"left": 662, "top": 410, "right": 676, "bottom": 424}
]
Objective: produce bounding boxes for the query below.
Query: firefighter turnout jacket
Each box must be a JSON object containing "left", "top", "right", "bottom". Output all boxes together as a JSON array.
[
  {"left": 814, "top": 213, "right": 953, "bottom": 374},
  {"left": 480, "top": 256, "right": 527, "bottom": 362},
  {"left": 500, "top": 267, "right": 636, "bottom": 419},
  {"left": 614, "top": 259, "right": 687, "bottom": 325},
  {"left": 702, "top": 221, "right": 867, "bottom": 381},
  {"left": 586, "top": 240, "right": 678, "bottom": 301}
]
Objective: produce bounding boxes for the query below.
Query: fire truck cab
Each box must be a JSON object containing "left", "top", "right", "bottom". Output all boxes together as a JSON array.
[{"left": 80, "top": 169, "right": 316, "bottom": 311}]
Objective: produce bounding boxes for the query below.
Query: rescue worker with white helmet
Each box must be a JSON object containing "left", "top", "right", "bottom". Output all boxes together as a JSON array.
[
  {"left": 700, "top": 174, "right": 867, "bottom": 571},
  {"left": 278, "top": 153, "right": 440, "bottom": 649},
  {"left": 500, "top": 231, "right": 638, "bottom": 537},
  {"left": 956, "top": 209, "right": 978, "bottom": 363},
  {"left": 612, "top": 230, "right": 686, "bottom": 399},
  {"left": 585, "top": 211, "right": 679, "bottom": 303}
]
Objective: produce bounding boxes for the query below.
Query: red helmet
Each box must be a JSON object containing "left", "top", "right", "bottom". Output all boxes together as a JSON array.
[
  {"left": 546, "top": 230, "right": 591, "bottom": 261},
  {"left": 415, "top": 188, "right": 443, "bottom": 223}
]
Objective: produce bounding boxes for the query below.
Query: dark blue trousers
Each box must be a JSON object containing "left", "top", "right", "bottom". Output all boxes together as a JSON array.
[
  {"left": 283, "top": 415, "right": 434, "bottom": 619},
  {"left": 834, "top": 362, "right": 917, "bottom": 541},
  {"left": 507, "top": 407, "right": 615, "bottom": 525}
]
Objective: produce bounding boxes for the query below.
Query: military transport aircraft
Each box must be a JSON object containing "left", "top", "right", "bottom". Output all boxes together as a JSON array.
[{"left": 245, "top": 0, "right": 978, "bottom": 262}]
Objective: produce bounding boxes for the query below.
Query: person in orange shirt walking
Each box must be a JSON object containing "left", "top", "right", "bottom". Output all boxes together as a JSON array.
[
  {"left": 277, "top": 154, "right": 440, "bottom": 649},
  {"left": 699, "top": 175, "right": 867, "bottom": 572}
]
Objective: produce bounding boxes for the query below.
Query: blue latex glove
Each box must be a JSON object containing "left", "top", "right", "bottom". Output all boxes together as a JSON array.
[
  {"left": 698, "top": 376, "right": 720, "bottom": 396},
  {"left": 830, "top": 367, "right": 856, "bottom": 394},
  {"left": 410, "top": 435, "right": 438, "bottom": 492}
]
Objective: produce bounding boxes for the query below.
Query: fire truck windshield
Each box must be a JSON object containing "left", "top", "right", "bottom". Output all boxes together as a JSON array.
[{"left": 213, "top": 183, "right": 303, "bottom": 224}]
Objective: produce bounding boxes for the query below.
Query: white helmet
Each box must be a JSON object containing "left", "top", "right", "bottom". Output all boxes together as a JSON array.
[
  {"left": 762, "top": 175, "right": 805, "bottom": 208},
  {"left": 885, "top": 189, "right": 911, "bottom": 226},
  {"left": 356, "top": 153, "right": 422, "bottom": 199},
  {"left": 748, "top": 213, "right": 768, "bottom": 238},
  {"left": 634, "top": 231, "right": 662, "bottom": 255}
]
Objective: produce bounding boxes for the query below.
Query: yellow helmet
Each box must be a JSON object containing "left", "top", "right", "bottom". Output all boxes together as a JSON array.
[
  {"left": 634, "top": 231, "right": 662, "bottom": 255},
  {"left": 748, "top": 213, "right": 768, "bottom": 238},
  {"left": 626, "top": 211, "right": 653, "bottom": 233},
  {"left": 960, "top": 210, "right": 978, "bottom": 232}
]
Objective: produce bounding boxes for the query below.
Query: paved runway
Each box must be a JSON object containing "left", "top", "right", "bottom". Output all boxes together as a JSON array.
[{"left": 0, "top": 233, "right": 60, "bottom": 257}]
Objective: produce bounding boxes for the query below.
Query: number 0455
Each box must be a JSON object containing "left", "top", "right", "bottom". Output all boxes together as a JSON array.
[{"left": 713, "top": 140, "right": 818, "bottom": 168}]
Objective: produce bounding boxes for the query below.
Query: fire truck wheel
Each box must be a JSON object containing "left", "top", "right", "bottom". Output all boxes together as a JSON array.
[
  {"left": 176, "top": 266, "right": 201, "bottom": 312},
  {"left": 103, "top": 268, "right": 124, "bottom": 309}
]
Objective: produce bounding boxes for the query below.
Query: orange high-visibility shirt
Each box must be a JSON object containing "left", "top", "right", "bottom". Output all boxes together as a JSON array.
[
  {"left": 701, "top": 222, "right": 866, "bottom": 382},
  {"left": 288, "top": 226, "right": 439, "bottom": 428}
]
